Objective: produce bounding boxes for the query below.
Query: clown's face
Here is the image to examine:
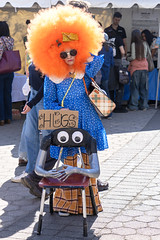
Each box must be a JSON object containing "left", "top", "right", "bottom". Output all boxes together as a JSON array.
[{"left": 60, "top": 48, "right": 77, "bottom": 66}]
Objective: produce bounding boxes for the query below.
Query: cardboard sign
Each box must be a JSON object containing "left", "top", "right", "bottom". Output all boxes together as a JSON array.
[{"left": 38, "top": 110, "right": 79, "bottom": 130}]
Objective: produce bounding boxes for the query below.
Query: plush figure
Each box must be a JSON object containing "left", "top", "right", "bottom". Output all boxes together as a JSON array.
[{"left": 35, "top": 128, "right": 100, "bottom": 181}]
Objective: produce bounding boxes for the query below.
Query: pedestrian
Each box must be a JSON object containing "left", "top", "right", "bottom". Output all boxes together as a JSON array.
[
  {"left": 26, "top": 5, "right": 108, "bottom": 216},
  {"left": 104, "top": 12, "right": 127, "bottom": 56},
  {"left": 18, "top": 19, "right": 32, "bottom": 166},
  {"left": 98, "top": 33, "right": 114, "bottom": 96},
  {"left": 141, "top": 29, "right": 158, "bottom": 68},
  {"left": 127, "top": 29, "right": 149, "bottom": 111},
  {"left": 104, "top": 12, "right": 127, "bottom": 113},
  {"left": 0, "top": 21, "right": 14, "bottom": 126},
  {"left": 11, "top": 63, "right": 50, "bottom": 182}
]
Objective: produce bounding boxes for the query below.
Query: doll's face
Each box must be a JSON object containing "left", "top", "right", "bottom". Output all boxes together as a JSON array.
[{"left": 60, "top": 48, "right": 77, "bottom": 66}]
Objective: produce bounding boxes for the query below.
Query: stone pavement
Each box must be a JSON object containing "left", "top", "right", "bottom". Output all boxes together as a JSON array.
[{"left": 0, "top": 105, "right": 160, "bottom": 240}]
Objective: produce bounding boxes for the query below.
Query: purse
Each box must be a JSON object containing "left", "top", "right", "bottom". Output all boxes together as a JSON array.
[
  {"left": 83, "top": 77, "right": 116, "bottom": 117},
  {"left": 119, "top": 66, "right": 129, "bottom": 85},
  {"left": 0, "top": 39, "right": 21, "bottom": 74}
]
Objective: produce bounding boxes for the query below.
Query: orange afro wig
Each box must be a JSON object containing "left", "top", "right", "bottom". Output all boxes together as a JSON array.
[{"left": 27, "top": 5, "right": 104, "bottom": 78}]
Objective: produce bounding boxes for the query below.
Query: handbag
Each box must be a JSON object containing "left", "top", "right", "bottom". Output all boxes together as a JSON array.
[
  {"left": 83, "top": 77, "right": 116, "bottom": 117},
  {"left": 0, "top": 50, "right": 21, "bottom": 74},
  {"left": 146, "top": 44, "right": 154, "bottom": 72},
  {"left": 0, "top": 38, "right": 21, "bottom": 74},
  {"left": 119, "top": 66, "right": 129, "bottom": 85}
]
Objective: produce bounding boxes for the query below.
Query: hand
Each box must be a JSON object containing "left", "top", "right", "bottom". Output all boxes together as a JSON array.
[
  {"left": 44, "top": 169, "right": 64, "bottom": 178},
  {"left": 87, "top": 56, "right": 94, "bottom": 62},
  {"left": 21, "top": 104, "right": 31, "bottom": 114},
  {"left": 57, "top": 165, "right": 77, "bottom": 182}
]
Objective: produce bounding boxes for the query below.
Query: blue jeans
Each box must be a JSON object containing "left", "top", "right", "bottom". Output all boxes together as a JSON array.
[
  {"left": 18, "top": 120, "right": 27, "bottom": 160},
  {"left": 128, "top": 70, "right": 148, "bottom": 110},
  {"left": 0, "top": 72, "right": 14, "bottom": 121},
  {"left": 21, "top": 88, "right": 50, "bottom": 173}
]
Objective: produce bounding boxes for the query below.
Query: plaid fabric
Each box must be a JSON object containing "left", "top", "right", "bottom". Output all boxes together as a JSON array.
[
  {"left": 89, "top": 89, "right": 116, "bottom": 117},
  {"left": 53, "top": 153, "right": 103, "bottom": 215}
]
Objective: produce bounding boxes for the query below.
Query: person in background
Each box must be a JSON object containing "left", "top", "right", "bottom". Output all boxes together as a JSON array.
[
  {"left": 11, "top": 63, "right": 50, "bottom": 182},
  {"left": 141, "top": 29, "right": 158, "bottom": 68},
  {"left": 0, "top": 21, "right": 14, "bottom": 126},
  {"left": 18, "top": 75, "right": 43, "bottom": 166},
  {"left": 104, "top": 12, "right": 127, "bottom": 56},
  {"left": 105, "top": 12, "right": 127, "bottom": 113},
  {"left": 107, "top": 31, "right": 126, "bottom": 113},
  {"left": 18, "top": 19, "right": 31, "bottom": 166},
  {"left": 98, "top": 33, "right": 114, "bottom": 96},
  {"left": 127, "top": 29, "right": 149, "bottom": 111}
]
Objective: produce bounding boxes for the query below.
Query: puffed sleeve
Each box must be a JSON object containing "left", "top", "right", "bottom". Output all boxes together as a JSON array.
[
  {"left": 85, "top": 53, "right": 104, "bottom": 78},
  {"left": 44, "top": 76, "right": 62, "bottom": 110}
]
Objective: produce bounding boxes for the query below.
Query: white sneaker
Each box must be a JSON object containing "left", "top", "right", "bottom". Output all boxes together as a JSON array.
[{"left": 11, "top": 171, "right": 28, "bottom": 183}]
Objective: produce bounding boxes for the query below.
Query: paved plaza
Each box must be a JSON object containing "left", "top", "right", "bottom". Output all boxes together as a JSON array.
[{"left": 0, "top": 105, "right": 160, "bottom": 240}]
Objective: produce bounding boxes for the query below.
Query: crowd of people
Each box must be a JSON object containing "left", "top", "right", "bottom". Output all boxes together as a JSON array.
[
  {"left": 0, "top": 0, "right": 159, "bottom": 218},
  {"left": 102, "top": 11, "right": 158, "bottom": 113}
]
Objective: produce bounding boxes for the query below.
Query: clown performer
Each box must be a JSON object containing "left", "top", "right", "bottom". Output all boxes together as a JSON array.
[{"left": 27, "top": 5, "right": 108, "bottom": 216}]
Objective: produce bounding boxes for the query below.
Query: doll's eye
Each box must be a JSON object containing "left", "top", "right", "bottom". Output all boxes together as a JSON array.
[
  {"left": 72, "top": 131, "right": 83, "bottom": 143},
  {"left": 57, "top": 131, "right": 69, "bottom": 143}
]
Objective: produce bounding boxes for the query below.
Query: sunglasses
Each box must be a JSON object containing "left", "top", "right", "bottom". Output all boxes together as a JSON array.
[{"left": 60, "top": 49, "right": 77, "bottom": 59}]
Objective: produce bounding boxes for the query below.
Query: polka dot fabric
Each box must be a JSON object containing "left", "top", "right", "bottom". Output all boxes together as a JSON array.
[{"left": 44, "top": 54, "right": 108, "bottom": 160}]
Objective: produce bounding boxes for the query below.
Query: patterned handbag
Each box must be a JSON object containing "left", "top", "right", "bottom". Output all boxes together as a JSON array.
[{"left": 83, "top": 77, "right": 116, "bottom": 117}]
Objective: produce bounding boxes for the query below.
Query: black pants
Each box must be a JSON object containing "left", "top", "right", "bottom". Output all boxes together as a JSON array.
[{"left": 109, "top": 65, "right": 124, "bottom": 109}]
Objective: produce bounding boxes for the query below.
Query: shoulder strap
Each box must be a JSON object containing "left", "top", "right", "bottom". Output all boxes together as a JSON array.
[
  {"left": 61, "top": 74, "right": 76, "bottom": 107},
  {"left": 83, "top": 76, "right": 97, "bottom": 95},
  {"left": 82, "top": 77, "right": 88, "bottom": 95}
]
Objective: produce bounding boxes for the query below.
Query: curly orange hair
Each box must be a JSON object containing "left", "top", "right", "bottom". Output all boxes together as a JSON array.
[{"left": 27, "top": 5, "right": 104, "bottom": 78}]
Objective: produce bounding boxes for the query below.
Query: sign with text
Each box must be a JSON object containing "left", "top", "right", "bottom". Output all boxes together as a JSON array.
[{"left": 38, "top": 110, "right": 79, "bottom": 130}]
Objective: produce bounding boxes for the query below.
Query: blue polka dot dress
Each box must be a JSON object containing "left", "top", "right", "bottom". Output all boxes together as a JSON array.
[{"left": 44, "top": 54, "right": 108, "bottom": 160}]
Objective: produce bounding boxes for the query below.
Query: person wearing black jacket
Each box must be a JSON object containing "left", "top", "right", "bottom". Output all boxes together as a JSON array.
[{"left": 105, "top": 12, "right": 127, "bottom": 113}]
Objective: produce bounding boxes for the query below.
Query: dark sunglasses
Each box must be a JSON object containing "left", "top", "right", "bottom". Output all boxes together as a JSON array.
[{"left": 60, "top": 49, "right": 77, "bottom": 59}]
